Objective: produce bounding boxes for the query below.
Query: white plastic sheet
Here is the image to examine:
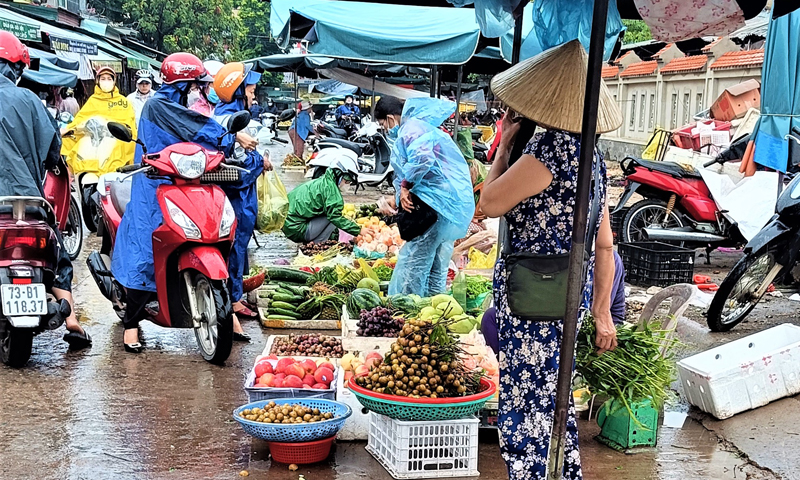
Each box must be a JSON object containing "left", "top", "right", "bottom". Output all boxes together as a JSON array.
[{"left": 699, "top": 167, "right": 778, "bottom": 241}]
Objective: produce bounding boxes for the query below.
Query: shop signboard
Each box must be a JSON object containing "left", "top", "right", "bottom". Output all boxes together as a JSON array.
[
  {"left": 0, "top": 19, "right": 40, "bottom": 41},
  {"left": 50, "top": 34, "right": 98, "bottom": 55}
]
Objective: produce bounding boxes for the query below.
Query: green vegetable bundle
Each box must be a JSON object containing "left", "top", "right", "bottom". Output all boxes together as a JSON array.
[
  {"left": 576, "top": 315, "right": 679, "bottom": 414},
  {"left": 465, "top": 275, "right": 491, "bottom": 300},
  {"left": 373, "top": 265, "right": 394, "bottom": 282}
]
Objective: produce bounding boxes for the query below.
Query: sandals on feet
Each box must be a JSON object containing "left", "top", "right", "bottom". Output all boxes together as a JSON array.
[{"left": 233, "top": 305, "right": 259, "bottom": 319}]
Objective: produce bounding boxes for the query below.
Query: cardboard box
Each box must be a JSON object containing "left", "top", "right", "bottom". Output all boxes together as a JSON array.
[{"left": 710, "top": 79, "right": 761, "bottom": 122}]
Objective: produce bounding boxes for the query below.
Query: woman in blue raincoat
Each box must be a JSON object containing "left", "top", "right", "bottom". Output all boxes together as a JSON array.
[
  {"left": 212, "top": 62, "right": 273, "bottom": 322},
  {"left": 111, "top": 53, "right": 255, "bottom": 353},
  {"left": 374, "top": 96, "right": 474, "bottom": 296}
]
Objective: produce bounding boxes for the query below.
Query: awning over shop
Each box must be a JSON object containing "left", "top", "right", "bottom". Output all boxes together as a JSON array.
[
  {"left": 29, "top": 47, "right": 79, "bottom": 70},
  {"left": 22, "top": 56, "right": 78, "bottom": 87},
  {"left": 271, "top": 0, "right": 482, "bottom": 65},
  {"left": 249, "top": 53, "right": 338, "bottom": 73},
  {"left": 311, "top": 79, "right": 358, "bottom": 96},
  {"left": 318, "top": 68, "right": 427, "bottom": 99}
]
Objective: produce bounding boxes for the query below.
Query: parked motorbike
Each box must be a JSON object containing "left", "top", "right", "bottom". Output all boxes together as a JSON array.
[
  {"left": 613, "top": 154, "right": 746, "bottom": 253},
  {"left": 256, "top": 110, "right": 292, "bottom": 146},
  {"left": 706, "top": 128, "right": 800, "bottom": 332},
  {"left": 86, "top": 112, "right": 251, "bottom": 364},
  {"left": 307, "top": 123, "right": 394, "bottom": 191},
  {"left": 0, "top": 192, "right": 74, "bottom": 367}
]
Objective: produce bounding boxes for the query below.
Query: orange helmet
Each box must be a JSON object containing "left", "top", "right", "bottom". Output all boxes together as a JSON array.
[{"left": 214, "top": 62, "right": 260, "bottom": 103}]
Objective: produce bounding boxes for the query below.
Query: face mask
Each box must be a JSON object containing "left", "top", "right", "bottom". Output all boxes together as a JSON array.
[
  {"left": 187, "top": 89, "right": 201, "bottom": 108},
  {"left": 99, "top": 79, "right": 115, "bottom": 93},
  {"left": 387, "top": 125, "right": 400, "bottom": 140},
  {"left": 207, "top": 87, "right": 219, "bottom": 105}
]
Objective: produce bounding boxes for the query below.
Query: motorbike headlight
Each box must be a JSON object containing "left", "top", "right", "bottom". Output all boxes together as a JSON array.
[
  {"left": 169, "top": 151, "right": 206, "bottom": 179},
  {"left": 219, "top": 197, "right": 236, "bottom": 238},
  {"left": 165, "top": 198, "right": 201, "bottom": 239}
]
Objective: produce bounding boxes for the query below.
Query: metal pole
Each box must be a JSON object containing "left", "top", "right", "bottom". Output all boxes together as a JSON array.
[
  {"left": 511, "top": 6, "right": 524, "bottom": 64},
  {"left": 294, "top": 67, "right": 299, "bottom": 103},
  {"left": 371, "top": 75, "right": 377, "bottom": 118},
  {"left": 430, "top": 65, "right": 438, "bottom": 98},
  {"left": 545, "top": 0, "right": 610, "bottom": 477},
  {"left": 453, "top": 65, "right": 463, "bottom": 140}
]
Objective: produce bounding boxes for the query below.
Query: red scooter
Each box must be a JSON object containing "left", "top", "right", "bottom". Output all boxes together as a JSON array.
[
  {"left": 0, "top": 158, "right": 75, "bottom": 367},
  {"left": 86, "top": 112, "right": 250, "bottom": 364},
  {"left": 613, "top": 155, "right": 745, "bottom": 256}
]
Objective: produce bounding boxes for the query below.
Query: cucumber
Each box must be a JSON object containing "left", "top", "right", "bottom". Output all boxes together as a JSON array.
[
  {"left": 266, "top": 315, "right": 296, "bottom": 320},
  {"left": 278, "top": 283, "right": 307, "bottom": 296},
  {"left": 271, "top": 308, "right": 301, "bottom": 319},
  {"left": 267, "top": 267, "right": 312, "bottom": 284},
  {"left": 272, "top": 293, "right": 305, "bottom": 303},
  {"left": 276, "top": 288, "right": 295, "bottom": 296},
  {"left": 270, "top": 301, "right": 297, "bottom": 311}
]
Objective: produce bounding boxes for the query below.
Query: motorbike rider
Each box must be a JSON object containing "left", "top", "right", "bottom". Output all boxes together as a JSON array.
[
  {"left": 111, "top": 52, "right": 256, "bottom": 353},
  {"left": 249, "top": 99, "right": 263, "bottom": 119},
  {"left": 213, "top": 62, "right": 273, "bottom": 323},
  {"left": 264, "top": 98, "right": 279, "bottom": 115},
  {"left": 0, "top": 31, "right": 91, "bottom": 349},
  {"left": 127, "top": 69, "right": 156, "bottom": 123},
  {"left": 62, "top": 66, "right": 137, "bottom": 175},
  {"left": 335, "top": 95, "right": 360, "bottom": 127},
  {"left": 282, "top": 164, "right": 363, "bottom": 243}
]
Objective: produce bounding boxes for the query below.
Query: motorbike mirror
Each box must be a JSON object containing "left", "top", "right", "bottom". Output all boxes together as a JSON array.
[
  {"left": 107, "top": 122, "right": 133, "bottom": 143},
  {"left": 279, "top": 108, "right": 296, "bottom": 123},
  {"left": 227, "top": 111, "right": 251, "bottom": 134}
]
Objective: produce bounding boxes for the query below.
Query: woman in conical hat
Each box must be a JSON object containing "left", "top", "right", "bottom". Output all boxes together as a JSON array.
[{"left": 479, "top": 39, "right": 623, "bottom": 479}]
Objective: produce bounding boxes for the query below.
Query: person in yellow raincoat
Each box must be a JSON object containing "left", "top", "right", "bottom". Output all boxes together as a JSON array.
[{"left": 61, "top": 66, "right": 137, "bottom": 178}]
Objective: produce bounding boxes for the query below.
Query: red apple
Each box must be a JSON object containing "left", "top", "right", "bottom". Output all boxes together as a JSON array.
[
  {"left": 355, "top": 365, "right": 370, "bottom": 377},
  {"left": 312, "top": 383, "right": 329, "bottom": 390},
  {"left": 344, "top": 371, "right": 354, "bottom": 382},
  {"left": 258, "top": 373, "right": 275, "bottom": 386},
  {"left": 302, "top": 384, "right": 311, "bottom": 389},
  {"left": 254, "top": 360, "right": 273, "bottom": 377},
  {"left": 301, "top": 359, "right": 318, "bottom": 375},
  {"left": 275, "top": 358, "right": 295, "bottom": 374},
  {"left": 283, "top": 374, "right": 304, "bottom": 389},
  {"left": 285, "top": 363, "right": 305, "bottom": 379},
  {"left": 318, "top": 361, "right": 335, "bottom": 372},
  {"left": 266, "top": 354, "right": 278, "bottom": 360},
  {"left": 303, "top": 374, "right": 316, "bottom": 386},
  {"left": 314, "top": 367, "right": 334, "bottom": 385},
  {"left": 271, "top": 373, "right": 286, "bottom": 387},
  {"left": 255, "top": 383, "right": 269, "bottom": 388}
]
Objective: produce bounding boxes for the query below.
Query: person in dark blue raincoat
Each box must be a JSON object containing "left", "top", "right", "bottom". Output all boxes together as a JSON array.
[
  {"left": 212, "top": 62, "right": 273, "bottom": 321},
  {"left": 111, "top": 53, "right": 255, "bottom": 353}
]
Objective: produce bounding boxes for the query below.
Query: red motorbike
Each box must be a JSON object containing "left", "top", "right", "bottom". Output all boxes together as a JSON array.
[
  {"left": 86, "top": 112, "right": 250, "bottom": 364},
  {"left": 613, "top": 156, "right": 745, "bottom": 256},
  {"left": 0, "top": 158, "right": 75, "bottom": 367}
]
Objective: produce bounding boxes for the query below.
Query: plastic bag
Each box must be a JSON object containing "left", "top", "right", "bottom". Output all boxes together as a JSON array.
[
  {"left": 256, "top": 171, "right": 289, "bottom": 233},
  {"left": 466, "top": 245, "right": 498, "bottom": 269}
]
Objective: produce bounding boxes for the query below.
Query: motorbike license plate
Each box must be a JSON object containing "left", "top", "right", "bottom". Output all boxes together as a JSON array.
[{"left": 2, "top": 284, "right": 47, "bottom": 316}]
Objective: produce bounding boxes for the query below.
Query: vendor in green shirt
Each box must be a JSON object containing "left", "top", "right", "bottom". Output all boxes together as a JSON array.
[{"left": 283, "top": 167, "right": 363, "bottom": 243}]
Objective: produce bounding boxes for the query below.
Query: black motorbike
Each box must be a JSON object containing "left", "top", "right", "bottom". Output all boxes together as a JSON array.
[{"left": 707, "top": 127, "right": 800, "bottom": 331}]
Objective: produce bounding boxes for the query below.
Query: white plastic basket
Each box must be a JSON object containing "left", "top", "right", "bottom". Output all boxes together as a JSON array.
[
  {"left": 677, "top": 323, "right": 800, "bottom": 419},
  {"left": 366, "top": 413, "right": 479, "bottom": 479}
]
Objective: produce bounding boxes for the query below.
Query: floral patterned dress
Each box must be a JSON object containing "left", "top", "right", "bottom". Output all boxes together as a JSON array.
[{"left": 493, "top": 129, "right": 606, "bottom": 480}]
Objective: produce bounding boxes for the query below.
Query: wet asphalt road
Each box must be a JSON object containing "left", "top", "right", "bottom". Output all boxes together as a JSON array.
[{"left": 0, "top": 147, "right": 789, "bottom": 480}]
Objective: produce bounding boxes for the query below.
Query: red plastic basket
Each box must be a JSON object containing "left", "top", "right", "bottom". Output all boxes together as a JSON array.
[
  {"left": 242, "top": 271, "right": 266, "bottom": 293},
  {"left": 267, "top": 436, "right": 335, "bottom": 464}
]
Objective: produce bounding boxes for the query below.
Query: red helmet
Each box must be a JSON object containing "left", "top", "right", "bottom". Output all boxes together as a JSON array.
[
  {"left": 0, "top": 31, "right": 31, "bottom": 68},
  {"left": 160, "top": 52, "right": 212, "bottom": 84}
]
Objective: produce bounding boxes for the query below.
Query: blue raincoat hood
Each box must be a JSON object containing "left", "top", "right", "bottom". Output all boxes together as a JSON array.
[{"left": 401, "top": 97, "right": 456, "bottom": 127}]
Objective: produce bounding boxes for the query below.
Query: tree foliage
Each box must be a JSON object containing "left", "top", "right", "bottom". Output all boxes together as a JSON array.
[
  {"left": 238, "top": 0, "right": 281, "bottom": 60},
  {"left": 622, "top": 20, "right": 652, "bottom": 44}
]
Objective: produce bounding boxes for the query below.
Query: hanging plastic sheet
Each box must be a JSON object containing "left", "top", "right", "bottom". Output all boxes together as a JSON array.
[
  {"left": 531, "top": 0, "right": 625, "bottom": 61},
  {"left": 446, "top": 0, "right": 525, "bottom": 38},
  {"left": 753, "top": 9, "right": 800, "bottom": 173}
]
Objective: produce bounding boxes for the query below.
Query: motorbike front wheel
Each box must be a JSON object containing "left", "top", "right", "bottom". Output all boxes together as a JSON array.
[
  {"left": 707, "top": 249, "right": 777, "bottom": 332},
  {"left": 188, "top": 272, "right": 233, "bottom": 365},
  {"left": 62, "top": 196, "right": 83, "bottom": 261},
  {"left": 622, "top": 199, "right": 684, "bottom": 245},
  {"left": 0, "top": 326, "right": 33, "bottom": 368},
  {"left": 81, "top": 185, "right": 99, "bottom": 233}
]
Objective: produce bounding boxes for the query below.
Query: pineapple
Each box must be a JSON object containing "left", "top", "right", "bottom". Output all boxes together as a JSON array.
[
  {"left": 311, "top": 282, "right": 335, "bottom": 297},
  {"left": 320, "top": 305, "right": 340, "bottom": 320}
]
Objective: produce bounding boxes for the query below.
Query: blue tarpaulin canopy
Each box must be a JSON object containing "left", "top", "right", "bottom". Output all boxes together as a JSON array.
[
  {"left": 270, "top": 0, "right": 482, "bottom": 65},
  {"left": 311, "top": 79, "right": 358, "bottom": 96},
  {"left": 23, "top": 55, "right": 78, "bottom": 87},
  {"left": 753, "top": 10, "right": 800, "bottom": 172},
  {"left": 29, "top": 47, "right": 79, "bottom": 71}
]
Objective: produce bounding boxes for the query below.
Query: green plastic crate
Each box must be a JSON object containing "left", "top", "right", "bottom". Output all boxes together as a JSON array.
[{"left": 595, "top": 398, "right": 658, "bottom": 450}]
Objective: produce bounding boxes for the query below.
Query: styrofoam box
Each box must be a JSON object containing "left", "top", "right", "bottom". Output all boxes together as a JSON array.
[
  {"left": 677, "top": 323, "right": 800, "bottom": 419},
  {"left": 263, "top": 334, "right": 343, "bottom": 366},
  {"left": 336, "top": 371, "right": 372, "bottom": 440},
  {"left": 366, "top": 413, "right": 479, "bottom": 479},
  {"left": 341, "top": 306, "right": 397, "bottom": 354}
]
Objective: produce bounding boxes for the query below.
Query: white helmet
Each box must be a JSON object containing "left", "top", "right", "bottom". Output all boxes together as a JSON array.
[{"left": 203, "top": 60, "right": 224, "bottom": 77}]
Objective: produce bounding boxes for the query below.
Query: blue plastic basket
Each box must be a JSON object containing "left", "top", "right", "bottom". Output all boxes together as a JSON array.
[{"left": 233, "top": 398, "right": 352, "bottom": 442}]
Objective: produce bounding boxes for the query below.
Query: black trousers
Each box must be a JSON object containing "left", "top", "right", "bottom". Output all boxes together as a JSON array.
[{"left": 123, "top": 288, "right": 155, "bottom": 330}]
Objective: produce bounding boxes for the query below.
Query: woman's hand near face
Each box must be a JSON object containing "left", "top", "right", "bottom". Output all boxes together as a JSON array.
[{"left": 499, "top": 110, "right": 522, "bottom": 149}]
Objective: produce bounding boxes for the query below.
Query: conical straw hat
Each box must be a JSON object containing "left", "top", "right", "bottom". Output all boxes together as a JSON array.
[{"left": 491, "top": 39, "right": 623, "bottom": 134}]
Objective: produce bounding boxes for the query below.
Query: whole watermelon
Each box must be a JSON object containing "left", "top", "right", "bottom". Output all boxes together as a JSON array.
[
  {"left": 387, "top": 294, "right": 419, "bottom": 315},
  {"left": 347, "top": 288, "right": 383, "bottom": 317}
]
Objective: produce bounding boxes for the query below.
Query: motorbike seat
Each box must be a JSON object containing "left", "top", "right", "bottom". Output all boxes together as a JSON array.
[
  {"left": 110, "top": 176, "right": 133, "bottom": 216},
  {"left": 625, "top": 157, "right": 702, "bottom": 179},
  {"left": 323, "top": 138, "right": 363, "bottom": 156},
  {"left": 323, "top": 123, "right": 348, "bottom": 137}
]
